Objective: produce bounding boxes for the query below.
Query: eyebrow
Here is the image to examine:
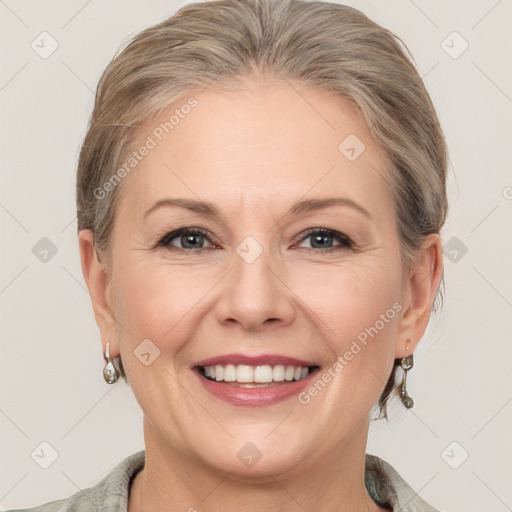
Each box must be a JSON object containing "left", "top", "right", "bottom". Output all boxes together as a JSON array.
[{"left": 142, "top": 196, "right": 372, "bottom": 220}]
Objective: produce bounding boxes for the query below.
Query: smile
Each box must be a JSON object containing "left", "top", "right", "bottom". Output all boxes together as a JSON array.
[
  {"left": 192, "top": 354, "right": 320, "bottom": 406},
  {"left": 199, "top": 364, "right": 313, "bottom": 386}
]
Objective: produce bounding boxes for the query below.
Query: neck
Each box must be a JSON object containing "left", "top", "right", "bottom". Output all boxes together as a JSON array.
[{"left": 128, "top": 416, "right": 386, "bottom": 512}]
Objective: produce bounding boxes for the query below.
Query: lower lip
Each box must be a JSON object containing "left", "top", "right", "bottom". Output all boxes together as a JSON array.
[{"left": 195, "top": 369, "right": 317, "bottom": 407}]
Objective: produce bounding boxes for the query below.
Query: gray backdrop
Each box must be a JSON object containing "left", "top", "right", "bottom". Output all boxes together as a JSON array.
[{"left": 1, "top": 0, "right": 511, "bottom": 510}]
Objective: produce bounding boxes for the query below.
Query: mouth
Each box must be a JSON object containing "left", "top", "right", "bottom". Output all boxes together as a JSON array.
[
  {"left": 197, "top": 363, "right": 319, "bottom": 387},
  {"left": 192, "top": 354, "right": 320, "bottom": 407}
]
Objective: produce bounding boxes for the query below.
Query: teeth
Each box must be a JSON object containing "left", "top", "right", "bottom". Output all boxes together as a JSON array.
[
  {"left": 254, "top": 365, "right": 273, "bottom": 383},
  {"left": 236, "top": 364, "right": 253, "bottom": 383},
  {"left": 224, "top": 364, "right": 236, "bottom": 382},
  {"left": 201, "top": 364, "right": 312, "bottom": 383},
  {"left": 273, "top": 364, "right": 285, "bottom": 381}
]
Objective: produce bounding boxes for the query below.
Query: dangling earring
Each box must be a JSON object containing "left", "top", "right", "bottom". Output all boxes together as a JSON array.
[
  {"left": 103, "top": 341, "right": 119, "bottom": 384},
  {"left": 400, "top": 353, "right": 414, "bottom": 409}
]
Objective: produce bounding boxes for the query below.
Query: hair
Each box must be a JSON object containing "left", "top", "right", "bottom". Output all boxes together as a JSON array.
[{"left": 77, "top": 0, "right": 448, "bottom": 418}]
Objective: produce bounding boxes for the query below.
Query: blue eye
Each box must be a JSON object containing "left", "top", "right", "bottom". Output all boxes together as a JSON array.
[
  {"left": 158, "top": 228, "right": 211, "bottom": 252},
  {"left": 297, "top": 228, "right": 354, "bottom": 251},
  {"left": 157, "top": 227, "right": 354, "bottom": 253}
]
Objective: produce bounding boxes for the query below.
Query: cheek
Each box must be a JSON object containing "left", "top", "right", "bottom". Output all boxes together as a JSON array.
[
  {"left": 295, "top": 256, "right": 402, "bottom": 338},
  {"left": 292, "top": 257, "right": 402, "bottom": 398},
  {"left": 340, "top": 273, "right": 401, "bottom": 345},
  {"left": 113, "top": 260, "right": 218, "bottom": 350}
]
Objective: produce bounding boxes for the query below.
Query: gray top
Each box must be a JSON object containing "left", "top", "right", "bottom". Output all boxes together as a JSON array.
[{"left": 5, "top": 450, "right": 440, "bottom": 511}]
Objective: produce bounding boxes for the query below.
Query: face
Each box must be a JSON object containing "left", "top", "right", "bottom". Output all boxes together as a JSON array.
[{"left": 90, "top": 79, "right": 415, "bottom": 476}]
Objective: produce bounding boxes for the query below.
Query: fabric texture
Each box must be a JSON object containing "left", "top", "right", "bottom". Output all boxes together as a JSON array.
[{"left": 5, "top": 450, "right": 440, "bottom": 511}]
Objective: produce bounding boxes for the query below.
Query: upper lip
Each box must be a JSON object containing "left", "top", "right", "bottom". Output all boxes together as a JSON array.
[{"left": 193, "top": 353, "right": 318, "bottom": 368}]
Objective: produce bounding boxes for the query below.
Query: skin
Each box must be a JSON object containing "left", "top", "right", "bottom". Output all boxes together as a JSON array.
[{"left": 79, "top": 77, "right": 443, "bottom": 511}]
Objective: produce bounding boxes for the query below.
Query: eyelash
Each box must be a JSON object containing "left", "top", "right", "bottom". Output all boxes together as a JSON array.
[{"left": 156, "top": 227, "right": 355, "bottom": 254}]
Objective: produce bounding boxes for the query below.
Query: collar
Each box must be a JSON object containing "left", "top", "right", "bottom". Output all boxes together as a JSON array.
[{"left": 83, "top": 450, "right": 439, "bottom": 511}]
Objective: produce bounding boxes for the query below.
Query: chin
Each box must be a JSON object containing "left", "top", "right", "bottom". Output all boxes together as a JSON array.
[{"left": 191, "top": 430, "right": 311, "bottom": 480}]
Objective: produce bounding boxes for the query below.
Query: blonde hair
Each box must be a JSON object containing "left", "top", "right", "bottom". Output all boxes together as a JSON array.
[{"left": 77, "top": 0, "right": 448, "bottom": 416}]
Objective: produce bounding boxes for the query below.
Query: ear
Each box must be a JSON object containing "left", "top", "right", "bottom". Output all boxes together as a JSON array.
[
  {"left": 395, "top": 233, "right": 443, "bottom": 358},
  {"left": 78, "top": 229, "right": 119, "bottom": 359}
]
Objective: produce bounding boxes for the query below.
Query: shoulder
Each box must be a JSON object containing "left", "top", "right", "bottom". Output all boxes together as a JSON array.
[
  {"left": 3, "top": 450, "right": 145, "bottom": 512},
  {"left": 3, "top": 491, "right": 92, "bottom": 512},
  {"left": 365, "top": 453, "right": 441, "bottom": 511}
]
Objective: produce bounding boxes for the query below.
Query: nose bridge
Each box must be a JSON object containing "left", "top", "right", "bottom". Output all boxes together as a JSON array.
[
  {"left": 234, "top": 232, "right": 273, "bottom": 291},
  {"left": 215, "top": 229, "right": 294, "bottom": 330}
]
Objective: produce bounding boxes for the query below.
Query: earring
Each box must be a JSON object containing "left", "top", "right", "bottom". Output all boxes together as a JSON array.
[
  {"left": 400, "top": 353, "right": 414, "bottom": 409},
  {"left": 103, "top": 342, "right": 119, "bottom": 384}
]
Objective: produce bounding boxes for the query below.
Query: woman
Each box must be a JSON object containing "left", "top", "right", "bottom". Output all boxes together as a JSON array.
[{"left": 8, "top": 0, "right": 447, "bottom": 510}]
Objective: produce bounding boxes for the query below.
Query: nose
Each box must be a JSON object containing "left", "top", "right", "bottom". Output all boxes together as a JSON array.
[{"left": 214, "top": 239, "right": 295, "bottom": 333}]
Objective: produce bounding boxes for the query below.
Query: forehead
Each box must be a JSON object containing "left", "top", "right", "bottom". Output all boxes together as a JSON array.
[{"left": 116, "top": 80, "right": 393, "bottom": 222}]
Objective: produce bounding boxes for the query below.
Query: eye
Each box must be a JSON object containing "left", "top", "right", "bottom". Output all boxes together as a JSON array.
[
  {"left": 157, "top": 227, "right": 213, "bottom": 252},
  {"left": 156, "top": 227, "right": 354, "bottom": 254},
  {"left": 296, "top": 228, "right": 354, "bottom": 252}
]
